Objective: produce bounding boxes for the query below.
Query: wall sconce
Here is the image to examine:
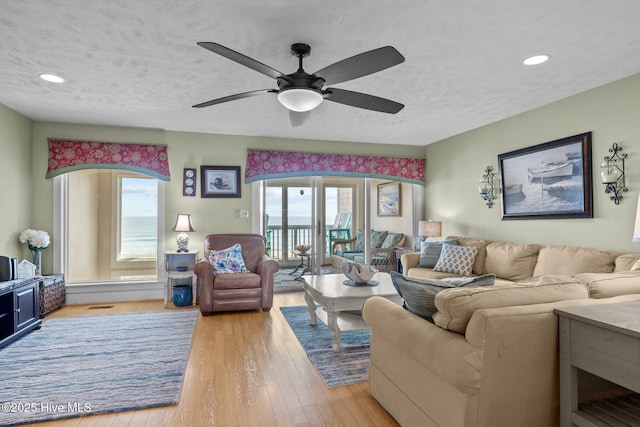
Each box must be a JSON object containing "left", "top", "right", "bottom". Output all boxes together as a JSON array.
[
  {"left": 478, "top": 166, "right": 496, "bottom": 208},
  {"left": 601, "top": 143, "right": 628, "bottom": 204}
]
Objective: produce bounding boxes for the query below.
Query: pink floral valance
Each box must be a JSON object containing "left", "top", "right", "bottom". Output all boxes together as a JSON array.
[
  {"left": 245, "top": 149, "right": 425, "bottom": 185},
  {"left": 46, "top": 139, "right": 170, "bottom": 181}
]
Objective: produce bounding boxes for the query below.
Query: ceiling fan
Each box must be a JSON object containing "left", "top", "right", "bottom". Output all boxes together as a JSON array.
[{"left": 192, "top": 42, "right": 405, "bottom": 126}]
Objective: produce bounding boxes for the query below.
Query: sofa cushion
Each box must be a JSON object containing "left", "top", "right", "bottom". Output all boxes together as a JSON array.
[
  {"left": 573, "top": 271, "right": 640, "bottom": 298},
  {"left": 338, "top": 251, "right": 361, "bottom": 261},
  {"left": 354, "top": 230, "right": 365, "bottom": 251},
  {"left": 614, "top": 253, "right": 640, "bottom": 272},
  {"left": 418, "top": 239, "right": 458, "bottom": 268},
  {"left": 371, "top": 230, "right": 389, "bottom": 248},
  {"left": 483, "top": 242, "right": 541, "bottom": 281},
  {"left": 209, "top": 243, "right": 249, "bottom": 275},
  {"left": 634, "top": 260, "right": 640, "bottom": 271},
  {"left": 532, "top": 245, "right": 616, "bottom": 277},
  {"left": 433, "top": 244, "right": 478, "bottom": 276},
  {"left": 390, "top": 271, "right": 495, "bottom": 321},
  {"left": 447, "top": 236, "right": 489, "bottom": 276},
  {"left": 433, "top": 275, "right": 589, "bottom": 334},
  {"left": 381, "top": 232, "right": 404, "bottom": 248}
]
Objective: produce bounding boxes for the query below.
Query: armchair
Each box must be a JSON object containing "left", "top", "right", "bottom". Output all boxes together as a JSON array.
[{"left": 194, "top": 234, "right": 279, "bottom": 315}]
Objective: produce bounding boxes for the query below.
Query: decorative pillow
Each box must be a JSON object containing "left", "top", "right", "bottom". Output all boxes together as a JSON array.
[
  {"left": 371, "top": 230, "right": 388, "bottom": 248},
  {"left": 209, "top": 243, "right": 248, "bottom": 275},
  {"left": 354, "top": 230, "right": 365, "bottom": 251},
  {"left": 433, "top": 243, "right": 478, "bottom": 276},
  {"left": 381, "top": 232, "right": 404, "bottom": 248},
  {"left": 632, "top": 259, "right": 640, "bottom": 271},
  {"left": 418, "top": 239, "right": 458, "bottom": 268},
  {"left": 390, "top": 271, "right": 495, "bottom": 322}
]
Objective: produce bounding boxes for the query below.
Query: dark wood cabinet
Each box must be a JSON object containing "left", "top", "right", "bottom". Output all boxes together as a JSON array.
[{"left": 0, "top": 277, "right": 41, "bottom": 349}]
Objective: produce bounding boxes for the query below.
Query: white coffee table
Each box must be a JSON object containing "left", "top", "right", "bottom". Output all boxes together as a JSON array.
[{"left": 303, "top": 272, "right": 402, "bottom": 352}]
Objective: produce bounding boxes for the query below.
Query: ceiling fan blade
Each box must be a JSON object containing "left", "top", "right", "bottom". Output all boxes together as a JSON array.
[
  {"left": 324, "top": 88, "right": 404, "bottom": 114},
  {"left": 192, "top": 89, "right": 274, "bottom": 108},
  {"left": 289, "top": 110, "right": 310, "bottom": 127},
  {"left": 314, "top": 46, "right": 405, "bottom": 86},
  {"left": 197, "top": 42, "right": 284, "bottom": 80}
]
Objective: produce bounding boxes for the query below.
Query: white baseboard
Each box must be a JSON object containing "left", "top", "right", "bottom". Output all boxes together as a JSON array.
[{"left": 65, "top": 281, "right": 164, "bottom": 305}]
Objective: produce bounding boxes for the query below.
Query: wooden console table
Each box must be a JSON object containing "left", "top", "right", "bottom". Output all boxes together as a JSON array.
[{"left": 555, "top": 302, "right": 640, "bottom": 426}]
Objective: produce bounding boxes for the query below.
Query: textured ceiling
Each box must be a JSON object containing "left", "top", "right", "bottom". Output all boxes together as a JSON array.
[{"left": 2, "top": 1, "right": 640, "bottom": 146}]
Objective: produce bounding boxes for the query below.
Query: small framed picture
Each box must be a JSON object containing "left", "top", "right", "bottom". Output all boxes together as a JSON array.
[
  {"left": 200, "top": 166, "right": 241, "bottom": 198},
  {"left": 377, "top": 181, "right": 401, "bottom": 216}
]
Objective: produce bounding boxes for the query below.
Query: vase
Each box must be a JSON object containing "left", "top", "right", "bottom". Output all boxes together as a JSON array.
[{"left": 31, "top": 249, "right": 42, "bottom": 276}]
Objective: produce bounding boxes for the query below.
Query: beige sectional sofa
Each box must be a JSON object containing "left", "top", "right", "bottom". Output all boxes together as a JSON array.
[{"left": 362, "top": 236, "right": 640, "bottom": 427}]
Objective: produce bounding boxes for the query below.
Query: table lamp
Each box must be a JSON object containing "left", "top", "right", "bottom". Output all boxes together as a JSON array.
[
  {"left": 174, "top": 214, "right": 195, "bottom": 252},
  {"left": 419, "top": 220, "right": 442, "bottom": 241},
  {"left": 415, "top": 220, "right": 442, "bottom": 250}
]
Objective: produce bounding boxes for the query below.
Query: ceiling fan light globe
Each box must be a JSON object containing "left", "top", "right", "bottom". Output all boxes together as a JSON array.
[{"left": 277, "top": 88, "right": 323, "bottom": 112}]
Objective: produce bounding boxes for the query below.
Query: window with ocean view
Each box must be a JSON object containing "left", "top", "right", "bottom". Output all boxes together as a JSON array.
[
  {"left": 66, "top": 170, "right": 160, "bottom": 283},
  {"left": 120, "top": 177, "right": 158, "bottom": 259}
]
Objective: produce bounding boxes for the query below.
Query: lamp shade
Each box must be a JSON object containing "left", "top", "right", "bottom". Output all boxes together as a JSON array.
[
  {"left": 277, "top": 88, "right": 324, "bottom": 112},
  {"left": 419, "top": 220, "right": 442, "bottom": 238},
  {"left": 173, "top": 214, "right": 195, "bottom": 232},
  {"left": 634, "top": 193, "right": 640, "bottom": 243}
]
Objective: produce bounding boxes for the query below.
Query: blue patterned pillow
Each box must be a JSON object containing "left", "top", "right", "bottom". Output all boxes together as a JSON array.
[
  {"left": 433, "top": 243, "right": 478, "bottom": 276},
  {"left": 209, "top": 243, "right": 249, "bottom": 275}
]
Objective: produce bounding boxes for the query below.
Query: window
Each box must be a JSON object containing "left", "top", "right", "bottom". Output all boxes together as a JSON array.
[
  {"left": 119, "top": 177, "right": 158, "bottom": 260},
  {"left": 58, "top": 170, "right": 163, "bottom": 283}
]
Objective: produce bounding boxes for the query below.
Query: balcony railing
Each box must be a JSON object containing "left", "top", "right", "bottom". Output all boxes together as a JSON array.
[{"left": 267, "top": 224, "right": 312, "bottom": 261}]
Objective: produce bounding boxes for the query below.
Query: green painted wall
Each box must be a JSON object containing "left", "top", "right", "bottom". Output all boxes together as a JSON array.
[
  {"left": 0, "top": 104, "right": 33, "bottom": 258},
  {"left": 424, "top": 73, "right": 640, "bottom": 253}
]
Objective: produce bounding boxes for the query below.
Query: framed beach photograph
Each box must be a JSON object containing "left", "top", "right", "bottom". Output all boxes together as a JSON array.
[
  {"left": 200, "top": 165, "right": 241, "bottom": 198},
  {"left": 377, "top": 181, "right": 401, "bottom": 216},
  {"left": 498, "top": 132, "right": 592, "bottom": 220}
]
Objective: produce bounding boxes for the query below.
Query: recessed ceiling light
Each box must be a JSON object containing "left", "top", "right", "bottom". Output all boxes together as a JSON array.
[
  {"left": 39, "top": 73, "right": 65, "bottom": 83},
  {"left": 523, "top": 55, "right": 550, "bottom": 66}
]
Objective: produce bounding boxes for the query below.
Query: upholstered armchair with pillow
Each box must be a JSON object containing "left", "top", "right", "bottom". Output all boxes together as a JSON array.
[{"left": 194, "top": 234, "right": 279, "bottom": 315}]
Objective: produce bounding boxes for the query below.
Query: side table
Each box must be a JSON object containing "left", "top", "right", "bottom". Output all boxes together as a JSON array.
[
  {"left": 290, "top": 250, "right": 312, "bottom": 279},
  {"left": 395, "top": 247, "right": 414, "bottom": 273},
  {"left": 165, "top": 251, "right": 198, "bottom": 307},
  {"left": 555, "top": 301, "right": 640, "bottom": 426}
]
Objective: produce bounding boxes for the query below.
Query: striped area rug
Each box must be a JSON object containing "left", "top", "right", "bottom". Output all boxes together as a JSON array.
[
  {"left": 0, "top": 310, "right": 198, "bottom": 426},
  {"left": 280, "top": 305, "right": 370, "bottom": 388}
]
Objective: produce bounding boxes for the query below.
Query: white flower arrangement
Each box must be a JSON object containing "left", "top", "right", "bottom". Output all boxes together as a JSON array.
[{"left": 19, "top": 229, "right": 51, "bottom": 251}]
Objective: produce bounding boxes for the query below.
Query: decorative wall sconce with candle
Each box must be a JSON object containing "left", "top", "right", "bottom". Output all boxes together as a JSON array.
[
  {"left": 600, "top": 143, "right": 627, "bottom": 205},
  {"left": 479, "top": 166, "right": 496, "bottom": 208},
  {"left": 173, "top": 214, "right": 195, "bottom": 252}
]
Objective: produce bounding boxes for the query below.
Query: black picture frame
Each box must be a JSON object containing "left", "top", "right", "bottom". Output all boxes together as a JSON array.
[
  {"left": 200, "top": 166, "right": 241, "bottom": 198},
  {"left": 498, "top": 132, "right": 593, "bottom": 220}
]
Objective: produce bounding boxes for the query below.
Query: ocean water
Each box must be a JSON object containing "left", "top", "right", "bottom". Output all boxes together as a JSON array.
[{"left": 121, "top": 216, "right": 157, "bottom": 258}]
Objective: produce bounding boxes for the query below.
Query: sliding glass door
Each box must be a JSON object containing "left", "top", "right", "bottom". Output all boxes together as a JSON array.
[
  {"left": 262, "top": 177, "right": 361, "bottom": 270},
  {"left": 264, "top": 177, "right": 315, "bottom": 269}
]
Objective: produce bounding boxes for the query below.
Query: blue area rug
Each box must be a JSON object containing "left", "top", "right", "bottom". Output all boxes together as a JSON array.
[
  {"left": 280, "top": 305, "right": 370, "bottom": 388},
  {"left": 274, "top": 268, "right": 339, "bottom": 293},
  {"left": 0, "top": 310, "right": 198, "bottom": 426}
]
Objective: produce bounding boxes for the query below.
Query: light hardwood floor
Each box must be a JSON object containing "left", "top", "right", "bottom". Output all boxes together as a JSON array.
[{"left": 25, "top": 292, "right": 399, "bottom": 427}]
